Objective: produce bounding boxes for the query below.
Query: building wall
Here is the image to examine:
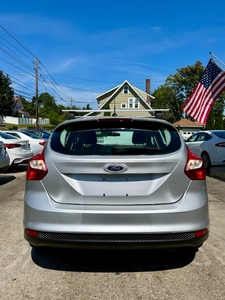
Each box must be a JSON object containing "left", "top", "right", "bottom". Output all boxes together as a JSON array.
[
  {"left": 177, "top": 127, "right": 202, "bottom": 140},
  {"left": 98, "top": 89, "right": 153, "bottom": 117}
]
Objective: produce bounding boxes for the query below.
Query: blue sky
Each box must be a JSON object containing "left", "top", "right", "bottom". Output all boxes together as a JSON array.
[{"left": 1, "top": 0, "right": 225, "bottom": 109}]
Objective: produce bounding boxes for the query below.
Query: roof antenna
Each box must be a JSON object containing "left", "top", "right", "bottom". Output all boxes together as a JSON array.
[{"left": 112, "top": 98, "right": 117, "bottom": 117}]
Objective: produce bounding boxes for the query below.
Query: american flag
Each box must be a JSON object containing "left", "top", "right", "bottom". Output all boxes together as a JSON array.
[{"left": 182, "top": 58, "right": 225, "bottom": 125}]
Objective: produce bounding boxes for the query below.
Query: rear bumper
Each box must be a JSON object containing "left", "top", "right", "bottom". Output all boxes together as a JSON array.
[
  {"left": 24, "top": 200, "right": 209, "bottom": 249},
  {"left": 24, "top": 230, "right": 208, "bottom": 249},
  {"left": 23, "top": 181, "right": 209, "bottom": 250}
]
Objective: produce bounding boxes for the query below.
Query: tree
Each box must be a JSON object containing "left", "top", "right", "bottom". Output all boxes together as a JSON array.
[
  {"left": 152, "top": 85, "right": 177, "bottom": 123},
  {"left": 0, "top": 70, "right": 14, "bottom": 117},
  {"left": 38, "top": 93, "right": 65, "bottom": 126},
  {"left": 205, "top": 108, "right": 214, "bottom": 130},
  {"left": 213, "top": 94, "right": 225, "bottom": 129},
  {"left": 20, "top": 96, "right": 34, "bottom": 116},
  {"left": 152, "top": 61, "right": 206, "bottom": 123}
]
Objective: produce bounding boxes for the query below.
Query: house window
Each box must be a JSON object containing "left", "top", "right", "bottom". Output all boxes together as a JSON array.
[
  {"left": 121, "top": 103, "right": 127, "bottom": 109},
  {"left": 123, "top": 85, "right": 129, "bottom": 94},
  {"left": 128, "top": 98, "right": 139, "bottom": 109}
]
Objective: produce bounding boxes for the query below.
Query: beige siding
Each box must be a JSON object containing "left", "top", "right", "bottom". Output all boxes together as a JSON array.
[{"left": 96, "top": 82, "right": 154, "bottom": 117}]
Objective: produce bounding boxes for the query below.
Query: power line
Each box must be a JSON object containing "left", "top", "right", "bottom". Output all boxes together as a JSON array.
[
  {"left": 0, "top": 34, "right": 34, "bottom": 64},
  {"left": 0, "top": 26, "right": 112, "bottom": 108},
  {"left": 0, "top": 25, "right": 37, "bottom": 59}
]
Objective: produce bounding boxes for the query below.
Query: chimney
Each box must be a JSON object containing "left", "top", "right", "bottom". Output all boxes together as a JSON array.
[{"left": 146, "top": 79, "right": 151, "bottom": 105}]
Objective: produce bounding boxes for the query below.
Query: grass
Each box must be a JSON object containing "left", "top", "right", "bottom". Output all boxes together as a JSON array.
[{"left": 1, "top": 123, "right": 53, "bottom": 131}]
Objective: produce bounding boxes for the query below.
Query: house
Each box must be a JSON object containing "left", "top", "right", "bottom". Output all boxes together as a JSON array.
[
  {"left": 173, "top": 118, "right": 204, "bottom": 140},
  {"left": 85, "top": 79, "right": 158, "bottom": 117}
]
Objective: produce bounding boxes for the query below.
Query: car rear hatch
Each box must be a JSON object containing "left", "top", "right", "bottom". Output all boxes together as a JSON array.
[{"left": 40, "top": 118, "right": 191, "bottom": 206}]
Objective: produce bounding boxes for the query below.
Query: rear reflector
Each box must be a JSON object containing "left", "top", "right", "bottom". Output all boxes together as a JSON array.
[
  {"left": 25, "top": 229, "right": 38, "bottom": 237},
  {"left": 195, "top": 229, "right": 207, "bottom": 238}
]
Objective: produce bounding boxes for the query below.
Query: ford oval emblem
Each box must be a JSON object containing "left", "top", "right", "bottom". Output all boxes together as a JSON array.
[{"left": 104, "top": 163, "right": 127, "bottom": 173}]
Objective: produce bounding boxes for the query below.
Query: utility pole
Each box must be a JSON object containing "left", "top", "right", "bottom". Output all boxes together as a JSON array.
[
  {"left": 70, "top": 98, "right": 73, "bottom": 109},
  {"left": 35, "top": 59, "right": 39, "bottom": 129}
]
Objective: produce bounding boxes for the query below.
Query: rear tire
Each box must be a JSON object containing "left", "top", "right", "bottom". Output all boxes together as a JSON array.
[{"left": 201, "top": 152, "right": 211, "bottom": 170}]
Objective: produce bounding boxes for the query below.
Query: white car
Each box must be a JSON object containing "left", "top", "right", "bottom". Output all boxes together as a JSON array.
[
  {"left": 0, "top": 141, "right": 10, "bottom": 173},
  {"left": 4, "top": 130, "right": 46, "bottom": 156},
  {"left": 0, "top": 131, "right": 33, "bottom": 166},
  {"left": 186, "top": 130, "right": 225, "bottom": 169}
]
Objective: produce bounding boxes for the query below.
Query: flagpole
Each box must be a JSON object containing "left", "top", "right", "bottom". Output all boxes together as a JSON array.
[{"left": 209, "top": 52, "right": 225, "bottom": 68}]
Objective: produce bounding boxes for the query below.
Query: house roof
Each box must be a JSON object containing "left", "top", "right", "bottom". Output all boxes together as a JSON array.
[
  {"left": 97, "top": 80, "right": 155, "bottom": 101},
  {"left": 85, "top": 80, "right": 156, "bottom": 116},
  {"left": 173, "top": 118, "right": 204, "bottom": 128},
  {"left": 97, "top": 80, "right": 155, "bottom": 109}
]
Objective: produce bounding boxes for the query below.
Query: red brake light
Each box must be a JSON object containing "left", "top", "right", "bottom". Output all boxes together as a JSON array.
[
  {"left": 26, "top": 149, "right": 48, "bottom": 180},
  {"left": 4, "top": 143, "right": 21, "bottom": 149},
  {"left": 39, "top": 141, "right": 46, "bottom": 146},
  {"left": 184, "top": 147, "right": 206, "bottom": 180},
  {"left": 98, "top": 118, "right": 132, "bottom": 123}
]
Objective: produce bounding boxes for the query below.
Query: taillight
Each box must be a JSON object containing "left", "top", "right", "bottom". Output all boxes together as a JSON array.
[
  {"left": 215, "top": 142, "right": 225, "bottom": 147},
  {"left": 184, "top": 147, "right": 206, "bottom": 180},
  {"left": 4, "top": 143, "right": 21, "bottom": 149},
  {"left": 39, "top": 141, "right": 46, "bottom": 146},
  {"left": 26, "top": 149, "right": 48, "bottom": 180}
]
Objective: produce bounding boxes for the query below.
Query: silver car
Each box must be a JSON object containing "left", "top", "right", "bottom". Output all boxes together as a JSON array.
[{"left": 23, "top": 116, "right": 209, "bottom": 250}]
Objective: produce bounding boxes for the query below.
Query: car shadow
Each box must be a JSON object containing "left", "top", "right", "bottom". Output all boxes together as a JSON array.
[
  {"left": 31, "top": 247, "right": 196, "bottom": 272},
  {"left": 3, "top": 163, "right": 27, "bottom": 174},
  {"left": 0, "top": 163, "right": 27, "bottom": 185},
  {"left": 0, "top": 174, "right": 16, "bottom": 185}
]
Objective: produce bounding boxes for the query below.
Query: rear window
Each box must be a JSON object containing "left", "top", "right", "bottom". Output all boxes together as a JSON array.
[
  {"left": 213, "top": 131, "right": 225, "bottom": 139},
  {"left": 0, "top": 132, "right": 18, "bottom": 139},
  {"left": 50, "top": 119, "right": 181, "bottom": 155}
]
